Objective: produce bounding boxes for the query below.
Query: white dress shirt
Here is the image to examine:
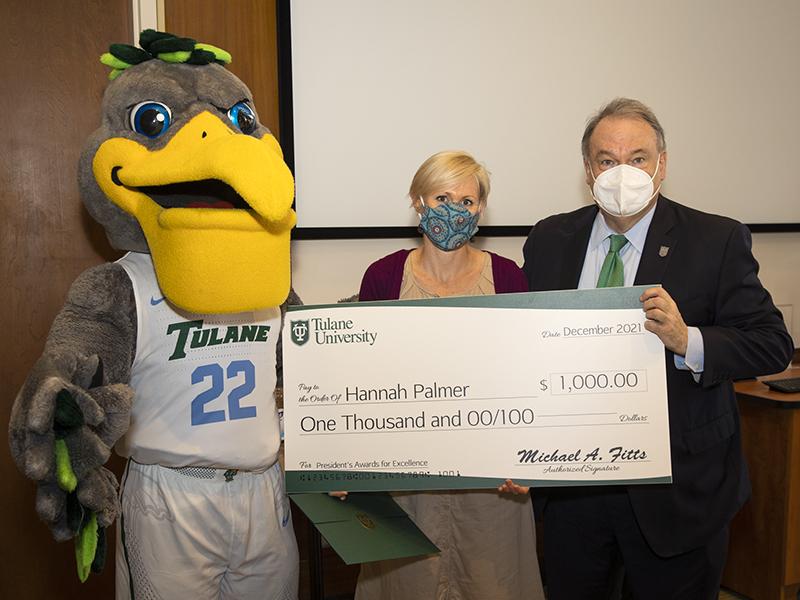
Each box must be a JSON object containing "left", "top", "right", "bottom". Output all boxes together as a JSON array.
[{"left": 577, "top": 206, "right": 704, "bottom": 374}]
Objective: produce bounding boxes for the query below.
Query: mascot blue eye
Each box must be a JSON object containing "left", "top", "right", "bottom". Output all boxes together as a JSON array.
[
  {"left": 129, "top": 101, "right": 172, "bottom": 138},
  {"left": 227, "top": 102, "right": 257, "bottom": 134}
]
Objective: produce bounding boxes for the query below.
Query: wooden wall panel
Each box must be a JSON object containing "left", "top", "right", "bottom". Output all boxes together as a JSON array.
[
  {"left": 164, "top": 0, "right": 282, "bottom": 138},
  {"left": 0, "top": 1, "right": 131, "bottom": 598}
]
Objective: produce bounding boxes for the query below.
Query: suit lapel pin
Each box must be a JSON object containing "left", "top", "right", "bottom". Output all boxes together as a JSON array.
[{"left": 659, "top": 246, "right": 670, "bottom": 258}]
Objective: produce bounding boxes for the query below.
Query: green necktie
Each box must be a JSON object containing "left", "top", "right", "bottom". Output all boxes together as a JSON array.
[{"left": 596, "top": 234, "right": 629, "bottom": 288}]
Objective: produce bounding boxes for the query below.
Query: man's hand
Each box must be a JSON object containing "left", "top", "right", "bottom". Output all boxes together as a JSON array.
[
  {"left": 640, "top": 287, "right": 688, "bottom": 356},
  {"left": 497, "top": 479, "right": 529, "bottom": 495}
]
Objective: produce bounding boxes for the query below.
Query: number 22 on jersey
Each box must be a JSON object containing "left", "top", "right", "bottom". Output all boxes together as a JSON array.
[{"left": 191, "top": 359, "right": 257, "bottom": 425}]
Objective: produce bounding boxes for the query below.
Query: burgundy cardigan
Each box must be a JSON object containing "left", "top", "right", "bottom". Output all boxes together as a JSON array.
[{"left": 358, "top": 249, "right": 528, "bottom": 301}]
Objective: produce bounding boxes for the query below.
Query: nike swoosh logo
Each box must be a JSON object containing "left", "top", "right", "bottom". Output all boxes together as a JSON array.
[{"left": 150, "top": 296, "right": 166, "bottom": 306}]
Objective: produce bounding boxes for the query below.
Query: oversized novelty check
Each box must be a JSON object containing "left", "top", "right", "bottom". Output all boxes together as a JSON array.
[{"left": 283, "top": 286, "right": 671, "bottom": 493}]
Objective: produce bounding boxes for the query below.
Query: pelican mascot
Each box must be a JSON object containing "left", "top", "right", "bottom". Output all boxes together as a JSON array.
[{"left": 8, "top": 30, "right": 300, "bottom": 599}]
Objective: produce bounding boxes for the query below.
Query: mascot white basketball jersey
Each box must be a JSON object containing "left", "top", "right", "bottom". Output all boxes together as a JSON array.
[{"left": 116, "top": 251, "right": 281, "bottom": 471}]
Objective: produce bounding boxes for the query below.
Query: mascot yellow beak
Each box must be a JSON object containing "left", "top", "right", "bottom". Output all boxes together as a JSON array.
[{"left": 93, "top": 111, "right": 296, "bottom": 314}]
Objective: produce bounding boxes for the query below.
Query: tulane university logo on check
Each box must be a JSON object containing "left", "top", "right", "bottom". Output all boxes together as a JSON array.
[
  {"left": 290, "top": 320, "right": 310, "bottom": 346},
  {"left": 289, "top": 316, "right": 379, "bottom": 347}
]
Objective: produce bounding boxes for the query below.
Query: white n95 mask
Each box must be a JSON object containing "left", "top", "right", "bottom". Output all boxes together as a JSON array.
[{"left": 590, "top": 160, "right": 661, "bottom": 217}]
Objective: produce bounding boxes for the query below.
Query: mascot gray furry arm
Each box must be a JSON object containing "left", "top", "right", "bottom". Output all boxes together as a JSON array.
[
  {"left": 9, "top": 265, "right": 136, "bottom": 544},
  {"left": 8, "top": 30, "right": 300, "bottom": 582}
]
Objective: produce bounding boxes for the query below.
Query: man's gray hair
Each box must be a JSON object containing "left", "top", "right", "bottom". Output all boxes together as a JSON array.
[{"left": 581, "top": 98, "right": 666, "bottom": 159}]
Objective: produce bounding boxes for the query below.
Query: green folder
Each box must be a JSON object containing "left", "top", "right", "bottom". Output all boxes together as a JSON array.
[{"left": 289, "top": 492, "right": 439, "bottom": 565}]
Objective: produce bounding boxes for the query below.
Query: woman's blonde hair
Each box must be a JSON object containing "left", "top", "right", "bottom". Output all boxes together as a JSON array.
[{"left": 409, "top": 151, "right": 490, "bottom": 207}]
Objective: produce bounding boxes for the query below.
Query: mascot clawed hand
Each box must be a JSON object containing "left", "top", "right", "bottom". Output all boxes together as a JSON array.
[{"left": 9, "top": 30, "right": 300, "bottom": 599}]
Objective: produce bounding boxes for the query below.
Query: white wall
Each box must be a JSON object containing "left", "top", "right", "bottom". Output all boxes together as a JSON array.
[
  {"left": 289, "top": 0, "right": 800, "bottom": 228},
  {"left": 290, "top": 233, "right": 800, "bottom": 345},
  {"left": 749, "top": 233, "right": 800, "bottom": 344}
]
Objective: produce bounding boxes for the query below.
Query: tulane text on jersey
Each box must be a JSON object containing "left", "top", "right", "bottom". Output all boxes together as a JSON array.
[{"left": 166, "top": 319, "right": 271, "bottom": 360}]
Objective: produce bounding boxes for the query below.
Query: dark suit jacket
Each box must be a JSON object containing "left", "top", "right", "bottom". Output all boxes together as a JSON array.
[{"left": 522, "top": 195, "right": 793, "bottom": 557}]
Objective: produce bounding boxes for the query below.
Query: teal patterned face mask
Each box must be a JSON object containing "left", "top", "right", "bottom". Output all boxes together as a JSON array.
[{"left": 418, "top": 200, "right": 480, "bottom": 251}]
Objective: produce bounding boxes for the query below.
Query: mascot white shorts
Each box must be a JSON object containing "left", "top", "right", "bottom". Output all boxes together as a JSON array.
[{"left": 116, "top": 460, "right": 299, "bottom": 600}]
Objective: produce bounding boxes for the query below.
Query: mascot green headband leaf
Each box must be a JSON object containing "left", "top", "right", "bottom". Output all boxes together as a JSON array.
[{"left": 101, "top": 29, "right": 232, "bottom": 79}]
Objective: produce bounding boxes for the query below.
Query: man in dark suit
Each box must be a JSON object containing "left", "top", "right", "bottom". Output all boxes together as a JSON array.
[{"left": 521, "top": 98, "right": 794, "bottom": 599}]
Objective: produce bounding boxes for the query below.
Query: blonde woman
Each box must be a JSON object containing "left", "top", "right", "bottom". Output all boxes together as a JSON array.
[{"left": 354, "top": 151, "right": 544, "bottom": 600}]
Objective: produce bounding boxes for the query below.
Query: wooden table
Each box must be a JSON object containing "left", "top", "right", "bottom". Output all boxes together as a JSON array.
[{"left": 722, "top": 366, "right": 800, "bottom": 600}]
